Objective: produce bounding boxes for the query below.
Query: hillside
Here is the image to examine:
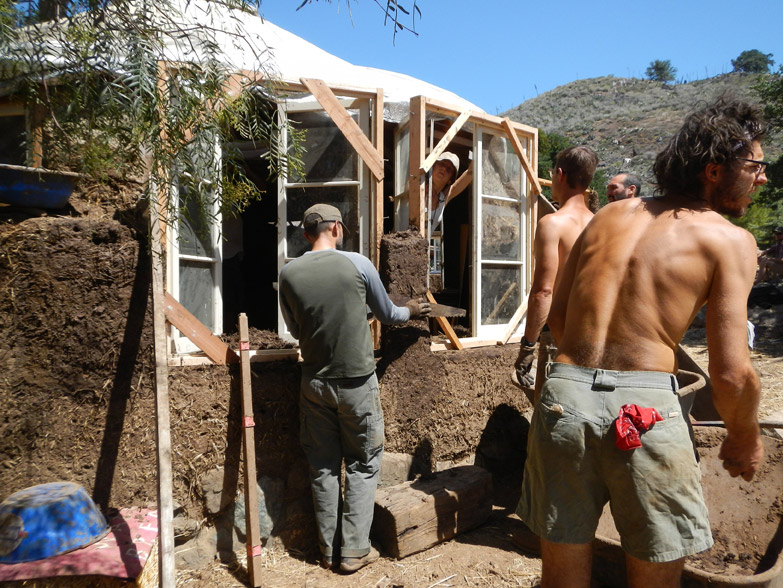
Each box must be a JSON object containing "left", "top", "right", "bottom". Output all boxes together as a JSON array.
[{"left": 502, "top": 73, "right": 781, "bottom": 192}]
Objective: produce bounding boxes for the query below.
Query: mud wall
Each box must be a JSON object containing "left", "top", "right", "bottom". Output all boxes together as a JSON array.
[{"left": 0, "top": 209, "right": 530, "bottom": 559}]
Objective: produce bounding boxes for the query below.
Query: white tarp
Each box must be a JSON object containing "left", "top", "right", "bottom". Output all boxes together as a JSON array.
[{"left": 161, "top": 0, "right": 482, "bottom": 118}]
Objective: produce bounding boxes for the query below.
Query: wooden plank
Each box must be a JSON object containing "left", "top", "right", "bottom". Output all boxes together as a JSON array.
[
  {"left": 239, "top": 314, "right": 263, "bottom": 586},
  {"left": 149, "top": 196, "right": 176, "bottom": 588},
  {"left": 408, "top": 95, "right": 426, "bottom": 231},
  {"left": 430, "top": 336, "right": 521, "bottom": 352},
  {"left": 426, "top": 290, "right": 463, "bottom": 351},
  {"left": 167, "top": 348, "right": 299, "bottom": 366},
  {"left": 421, "top": 96, "right": 539, "bottom": 137},
  {"left": 30, "top": 103, "right": 45, "bottom": 169},
  {"left": 419, "top": 108, "right": 473, "bottom": 174},
  {"left": 0, "top": 102, "right": 24, "bottom": 116},
  {"left": 499, "top": 291, "right": 530, "bottom": 345},
  {"left": 300, "top": 78, "right": 384, "bottom": 182},
  {"left": 163, "top": 293, "right": 239, "bottom": 364},
  {"left": 500, "top": 117, "right": 542, "bottom": 196},
  {"left": 374, "top": 88, "right": 384, "bottom": 267},
  {"left": 372, "top": 465, "right": 492, "bottom": 558}
]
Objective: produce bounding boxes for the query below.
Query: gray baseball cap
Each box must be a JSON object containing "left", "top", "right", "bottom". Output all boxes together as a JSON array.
[{"left": 302, "top": 203, "right": 350, "bottom": 235}]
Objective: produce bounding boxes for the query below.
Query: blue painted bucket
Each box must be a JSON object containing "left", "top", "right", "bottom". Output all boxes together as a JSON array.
[{"left": 0, "top": 482, "right": 109, "bottom": 563}]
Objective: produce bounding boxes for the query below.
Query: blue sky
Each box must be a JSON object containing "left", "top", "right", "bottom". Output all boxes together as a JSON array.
[{"left": 260, "top": 0, "right": 783, "bottom": 115}]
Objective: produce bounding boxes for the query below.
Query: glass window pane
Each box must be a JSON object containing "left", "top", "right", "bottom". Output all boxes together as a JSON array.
[
  {"left": 395, "top": 126, "right": 410, "bottom": 195},
  {"left": 180, "top": 260, "right": 215, "bottom": 332},
  {"left": 178, "top": 189, "right": 214, "bottom": 257},
  {"left": 481, "top": 265, "right": 522, "bottom": 325},
  {"left": 289, "top": 110, "right": 358, "bottom": 183},
  {"left": 286, "top": 186, "right": 360, "bottom": 258},
  {"left": 481, "top": 133, "right": 524, "bottom": 200},
  {"left": 482, "top": 199, "right": 521, "bottom": 261}
]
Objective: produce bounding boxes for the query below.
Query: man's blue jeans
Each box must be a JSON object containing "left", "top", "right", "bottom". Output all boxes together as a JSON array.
[{"left": 299, "top": 372, "right": 383, "bottom": 558}]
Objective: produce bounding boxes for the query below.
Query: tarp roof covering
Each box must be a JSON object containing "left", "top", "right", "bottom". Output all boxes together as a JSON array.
[{"left": 163, "top": 0, "right": 483, "bottom": 119}]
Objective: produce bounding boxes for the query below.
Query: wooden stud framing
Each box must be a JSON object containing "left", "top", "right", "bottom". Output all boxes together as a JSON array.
[
  {"left": 29, "top": 103, "right": 45, "bottom": 168},
  {"left": 300, "top": 78, "right": 384, "bottom": 182},
  {"left": 373, "top": 88, "right": 385, "bottom": 267},
  {"left": 419, "top": 108, "right": 473, "bottom": 174},
  {"left": 408, "top": 96, "right": 426, "bottom": 230}
]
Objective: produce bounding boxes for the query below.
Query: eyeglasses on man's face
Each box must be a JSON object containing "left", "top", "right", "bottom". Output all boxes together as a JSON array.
[{"left": 738, "top": 158, "right": 770, "bottom": 176}]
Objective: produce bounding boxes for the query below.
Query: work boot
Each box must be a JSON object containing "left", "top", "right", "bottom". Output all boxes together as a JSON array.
[
  {"left": 319, "top": 554, "right": 333, "bottom": 570},
  {"left": 339, "top": 546, "right": 379, "bottom": 574}
]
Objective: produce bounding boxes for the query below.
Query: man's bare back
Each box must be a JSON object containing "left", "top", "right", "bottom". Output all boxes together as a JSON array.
[{"left": 550, "top": 196, "right": 758, "bottom": 373}]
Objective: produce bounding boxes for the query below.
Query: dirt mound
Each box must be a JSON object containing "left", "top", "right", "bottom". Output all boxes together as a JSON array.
[{"left": 687, "top": 427, "right": 783, "bottom": 577}]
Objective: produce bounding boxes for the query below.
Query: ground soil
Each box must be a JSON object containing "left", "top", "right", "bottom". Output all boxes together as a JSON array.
[{"left": 2, "top": 187, "right": 783, "bottom": 587}]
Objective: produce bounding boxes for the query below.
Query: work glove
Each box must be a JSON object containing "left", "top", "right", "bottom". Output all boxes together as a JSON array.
[
  {"left": 405, "top": 298, "right": 432, "bottom": 319},
  {"left": 514, "top": 341, "right": 537, "bottom": 388}
]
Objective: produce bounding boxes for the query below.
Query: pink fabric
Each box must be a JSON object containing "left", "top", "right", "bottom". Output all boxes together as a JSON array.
[
  {"left": 614, "top": 404, "right": 663, "bottom": 450},
  {"left": 0, "top": 508, "right": 157, "bottom": 582}
]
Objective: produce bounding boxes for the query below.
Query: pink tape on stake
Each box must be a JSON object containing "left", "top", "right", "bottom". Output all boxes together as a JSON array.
[
  {"left": 239, "top": 341, "right": 250, "bottom": 351},
  {"left": 243, "top": 416, "right": 255, "bottom": 428},
  {"left": 250, "top": 544, "right": 263, "bottom": 557}
]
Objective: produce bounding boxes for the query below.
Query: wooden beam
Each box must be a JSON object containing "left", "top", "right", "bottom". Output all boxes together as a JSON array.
[
  {"left": 163, "top": 293, "right": 240, "bottom": 365},
  {"left": 419, "top": 109, "right": 472, "bottom": 174},
  {"left": 426, "top": 291, "right": 463, "bottom": 350},
  {"left": 420, "top": 96, "right": 539, "bottom": 137},
  {"left": 239, "top": 314, "right": 263, "bottom": 587},
  {"left": 500, "top": 117, "right": 541, "bottom": 196},
  {"left": 29, "top": 103, "right": 45, "bottom": 169},
  {"left": 149, "top": 196, "right": 176, "bottom": 588},
  {"left": 498, "top": 291, "right": 530, "bottom": 345},
  {"left": 0, "top": 102, "right": 24, "bottom": 116},
  {"left": 373, "top": 88, "right": 384, "bottom": 267},
  {"left": 300, "top": 78, "right": 384, "bottom": 182},
  {"left": 372, "top": 465, "right": 492, "bottom": 559},
  {"left": 409, "top": 96, "right": 426, "bottom": 230}
]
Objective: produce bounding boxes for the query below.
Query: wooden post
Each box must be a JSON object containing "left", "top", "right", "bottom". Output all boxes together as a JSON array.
[
  {"left": 239, "top": 313, "right": 263, "bottom": 586},
  {"left": 408, "top": 96, "right": 426, "bottom": 231},
  {"left": 149, "top": 196, "right": 176, "bottom": 588},
  {"left": 373, "top": 88, "right": 384, "bottom": 268}
]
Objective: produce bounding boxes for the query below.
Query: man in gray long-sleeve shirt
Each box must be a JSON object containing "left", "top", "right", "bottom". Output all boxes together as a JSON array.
[{"left": 279, "top": 204, "right": 430, "bottom": 574}]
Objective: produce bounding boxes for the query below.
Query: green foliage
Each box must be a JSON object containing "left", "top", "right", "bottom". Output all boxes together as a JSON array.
[
  {"left": 732, "top": 50, "right": 774, "bottom": 74},
  {"left": 755, "top": 66, "right": 783, "bottom": 130},
  {"left": 645, "top": 59, "right": 676, "bottom": 83},
  {"left": 537, "top": 130, "right": 572, "bottom": 179},
  {"left": 0, "top": 0, "right": 304, "bottom": 231},
  {"left": 536, "top": 130, "right": 607, "bottom": 206},
  {"left": 750, "top": 67, "right": 783, "bottom": 231},
  {"left": 731, "top": 200, "right": 782, "bottom": 245}
]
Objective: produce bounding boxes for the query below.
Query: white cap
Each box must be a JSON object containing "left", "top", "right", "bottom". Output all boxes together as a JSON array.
[{"left": 435, "top": 152, "right": 459, "bottom": 182}]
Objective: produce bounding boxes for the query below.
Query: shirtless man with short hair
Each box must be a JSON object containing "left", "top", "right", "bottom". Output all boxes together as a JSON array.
[
  {"left": 514, "top": 146, "right": 597, "bottom": 403},
  {"left": 518, "top": 97, "right": 767, "bottom": 588}
]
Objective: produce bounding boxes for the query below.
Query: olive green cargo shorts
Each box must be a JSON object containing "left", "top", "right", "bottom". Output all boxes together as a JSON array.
[{"left": 517, "top": 362, "right": 713, "bottom": 562}]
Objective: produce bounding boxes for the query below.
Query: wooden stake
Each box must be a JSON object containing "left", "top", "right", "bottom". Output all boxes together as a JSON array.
[
  {"left": 149, "top": 196, "right": 176, "bottom": 588},
  {"left": 239, "top": 313, "right": 263, "bottom": 586}
]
